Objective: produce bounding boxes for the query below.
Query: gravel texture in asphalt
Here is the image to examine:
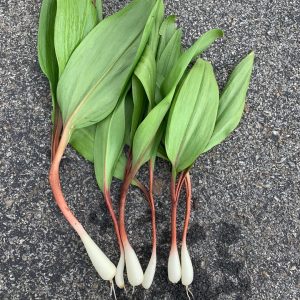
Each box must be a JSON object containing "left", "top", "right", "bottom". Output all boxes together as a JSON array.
[{"left": 0, "top": 0, "right": 299, "bottom": 299}]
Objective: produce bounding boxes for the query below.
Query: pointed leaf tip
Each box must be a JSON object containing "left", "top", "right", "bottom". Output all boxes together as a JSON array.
[{"left": 203, "top": 51, "right": 255, "bottom": 153}]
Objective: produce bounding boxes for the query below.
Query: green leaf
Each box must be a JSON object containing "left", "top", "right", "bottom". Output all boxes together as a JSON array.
[
  {"left": 156, "top": 29, "right": 182, "bottom": 102},
  {"left": 53, "top": 0, "right": 99, "bottom": 162},
  {"left": 113, "top": 152, "right": 127, "bottom": 181},
  {"left": 112, "top": 153, "right": 140, "bottom": 187},
  {"left": 157, "top": 16, "right": 177, "bottom": 59},
  {"left": 161, "top": 28, "right": 223, "bottom": 96},
  {"left": 165, "top": 59, "right": 219, "bottom": 172},
  {"left": 124, "top": 92, "right": 134, "bottom": 146},
  {"left": 157, "top": 143, "right": 168, "bottom": 160},
  {"left": 204, "top": 52, "right": 255, "bottom": 153},
  {"left": 157, "top": 29, "right": 182, "bottom": 79},
  {"left": 94, "top": 97, "right": 126, "bottom": 192},
  {"left": 69, "top": 126, "right": 96, "bottom": 162},
  {"left": 130, "top": 76, "right": 147, "bottom": 144},
  {"left": 129, "top": 2, "right": 164, "bottom": 143},
  {"left": 70, "top": 91, "right": 132, "bottom": 164},
  {"left": 95, "top": 0, "right": 103, "bottom": 21},
  {"left": 57, "top": 0, "right": 157, "bottom": 131},
  {"left": 134, "top": 46, "right": 157, "bottom": 111},
  {"left": 38, "top": 0, "right": 58, "bottom": 120},
  {"left": 132, "top": 89, "right": 176, "bottom": 169},
  {"left": 54, "top": 0, "right": 97, "bottom": 77},
  {"left": 148, "top": 0, "right": 164, "bottom": 56},
  {"left": 132, "top": 29, "right": 223, "bottom": 169}
]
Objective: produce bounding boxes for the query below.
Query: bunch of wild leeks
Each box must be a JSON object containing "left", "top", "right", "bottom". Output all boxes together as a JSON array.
[{"left": 38, "top": 0, "right": 254, "bottom": 296}]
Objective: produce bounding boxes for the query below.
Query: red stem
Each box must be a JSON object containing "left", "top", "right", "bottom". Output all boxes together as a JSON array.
[
  {"left": 119, "top": 154, "right": 137, "bottom": 245},
  {"left": 175, "top": 170, "right": 188, "bottom": 203},
  {"left": 49, "top": 126, "right": 85, "bottom": 236},
  {"left": 148, "top": 160, "right": 157, "bottom": 252},
  {"left": 103, "top": 187, "right": 123, "bottom": 251},
  {"left": 170, "top": 174, "right": 177, "bottom": 248},
  {"left": 182, "top": 172, "right": 192, "bottom": 244},
  {"left": 51, "top": 107, "right": 63, "bottom": 162},
  {"left": 175, "top": 172, "right": 184, "bottom": 199},
  {"left": 134, "top": 179, "right": 151, "bottom": 204}
]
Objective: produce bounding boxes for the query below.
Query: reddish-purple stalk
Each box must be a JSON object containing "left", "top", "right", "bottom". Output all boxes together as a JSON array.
[
  {"left": 170, "top": 170, "right": 188, "bottom": 251},
  {"left": 173, "top": 171, "right": 192, "bottom": 245},
  {"left": 51, "top": 107, "right": 63, "bottom": 162},
  {"left": 148, "top": 160, "right": 157, "bottom": 257},
  {"left": 49, "top": 127, "right": 86, "bottom": 236},
  {"left": 170, "top": 172, "right": 178, "bottom": 252},
  {"left": 131, "top": 162, "right": 157, "bottom": 255},
  {"left": 118, "top": 153, "right": 147, "bottom": 286},
  {"left": 134, "top": 179, "right": 150, "bottom": 202},
  {"left": 49, "top": 110, "right": 85, "bottom": 235},
  {"left": 119, "top": 158, "right": 138, "bottom": 247},
  {"left": 103, "top": 187, "right": 124, "bottom": 252},
  {"left": 175, "top": 170, "right": 188, "bottom": 202},
  {"left": 182, "top": 173, "right": 192, "bottom": 245},
  {"left": 133, "top": 162, "right": 157, "bottom": 250}
]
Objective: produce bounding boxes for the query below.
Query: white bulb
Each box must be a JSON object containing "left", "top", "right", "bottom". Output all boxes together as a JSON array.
[
  {"left": 124, "top": 242, "right": 144, "bottom": 286},
  {"left": 81, "top": 233, "right": 116, "bottom": 281},
  {"left": 142, "top": 252, "right": 157, "bottom": 289},
  {"left": 181, "top": 243, "right": 194, "bottom": 286},
  {"left": 168, "top": 247, "right": 181, "bottom": 283},
  {"left": 115, "top": 251, "right": 125, "bottom": 288}
]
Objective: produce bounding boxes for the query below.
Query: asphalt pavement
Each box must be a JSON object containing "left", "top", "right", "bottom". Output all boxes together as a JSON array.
[{"left": 0, "top": 0, "right": 299, "bottom": 299}]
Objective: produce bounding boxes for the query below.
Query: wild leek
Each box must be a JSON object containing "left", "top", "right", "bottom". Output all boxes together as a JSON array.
[{"left": 38, "top": 0, "right": 254, "bottom": 295}]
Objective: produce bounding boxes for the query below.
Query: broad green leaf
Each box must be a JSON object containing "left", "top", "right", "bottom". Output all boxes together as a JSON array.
[
  {"left": 157, "top": 144, "right": 168, "bottom": 160},
  {"left": 38, "top": 0, "right": 58, "bottom": 121},
  {"left": 54, "top": 0, "right": 99, "bottom": 162},
  {"left": 148, "top": 0, "right": 165, "bottom": 56},
  {"left": 132, "top": 29, "right": 223, "bottom": 168},
  {"left": 161, "top": 29, "right": 223, "bottom": 96},
  {"left": 95, "top": 0, "right": 103, "bottom": 21},
  {"left": 57, "top": 0, "right": 157, "bottom": 131},
  {"left": 113, "top": 152, "right": 127, "bottom": 181},
  {"left": 157, "top": 16, "right": 177, "bottom": 59},
  {"left": 129, "top": 3, "right": 164, "bottom": 142},
  {"left": 157, "top": 30, "right": 182, "bottom": 80},
  {"left": 204, "top": 52, "right": 255, "bottom": 153},
  {"left": 124, "top": 92, "right": 134, "bottom": 146},
  {"left": 134, "top": 46, "right": 157, "bottom": 112},
  {"left": 132, "top": 89, "right": 176, "bottom": 169},
  {"left": 130, "top": 76, "right": 147, "bottom": 143},
  {"left": 113, "top": 153, "right": 140, "bottom": 187},
  {"left": 54, "top": 0, "right": 97, "bottom": 77},
  {"left": 156, "top": 29, "right": 182, "bottom": 102},
  {"left": 70, "top": 125, "right": 96, "bottom": 162},
  {"left": 94, "top": 97, "right": 126, "bottom": 192},
  {"left": 165, "top": 59, "right": 219, "bottom": 172}
]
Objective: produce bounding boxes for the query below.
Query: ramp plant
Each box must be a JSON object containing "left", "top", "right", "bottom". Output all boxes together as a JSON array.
[
  {"left": 38, "top": 0, "right": 254, "bottom": 296},
  {"left": 39, "top": 0, "right": 158, "bottom": 287}
]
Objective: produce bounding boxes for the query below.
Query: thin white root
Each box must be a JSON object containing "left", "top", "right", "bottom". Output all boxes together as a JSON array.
[
  {"left": 185, "top": 285, "right": 194, "bottom": 300},
  {"left": 132, "top": 286, "right": 135, "bottom": 295},
  {"left": 110, "top": 280, "right": 117, "bottom": 300}
]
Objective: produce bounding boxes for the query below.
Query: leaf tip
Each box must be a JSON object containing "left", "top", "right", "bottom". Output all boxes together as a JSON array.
[
  {"left": 214, "top": 28, "right": 224, "bottom": 38},
  {"left": 248, "top": 50, "right": 255, "bottom": 58},
  {"left": 245, "top": 50, "right": 255, "bottom": 66}
]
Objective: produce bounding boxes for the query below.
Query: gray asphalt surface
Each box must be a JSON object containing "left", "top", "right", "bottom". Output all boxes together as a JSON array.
[{"left": 0, "top": 0, "right": 299, "bottom": 299}]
